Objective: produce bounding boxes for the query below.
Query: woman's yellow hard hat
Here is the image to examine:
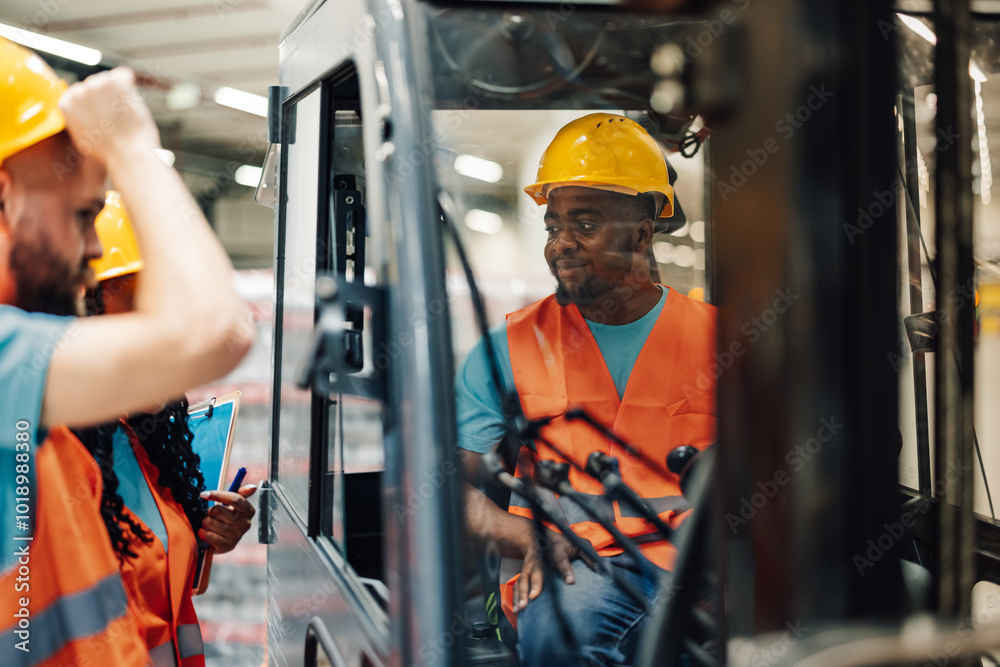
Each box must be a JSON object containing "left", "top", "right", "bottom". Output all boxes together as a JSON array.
[{"left": 90, "top": 192, "right": 144, "bottom": 281}]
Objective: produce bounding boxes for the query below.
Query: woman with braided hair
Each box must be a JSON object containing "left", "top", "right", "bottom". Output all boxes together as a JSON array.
[{"left": 75, "top": 192, "right": 257, "bottom": 667}]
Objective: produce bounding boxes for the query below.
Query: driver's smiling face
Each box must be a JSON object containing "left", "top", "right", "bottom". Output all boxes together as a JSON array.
[{"left": 543, "top": 186, "right": 641, "bottom": 307}]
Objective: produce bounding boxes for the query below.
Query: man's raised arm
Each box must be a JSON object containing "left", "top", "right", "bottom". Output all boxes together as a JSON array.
[{"left": 42, "top": 68, "right": 253, "bottom": 427}]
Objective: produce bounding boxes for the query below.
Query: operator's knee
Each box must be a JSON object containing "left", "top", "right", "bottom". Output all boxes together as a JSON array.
[{"left": 516, "top": 578, "right": 590, "bottom": 665}]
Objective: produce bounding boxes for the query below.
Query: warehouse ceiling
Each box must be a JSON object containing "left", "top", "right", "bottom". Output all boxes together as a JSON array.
[{"left": 0, "top": 0, "right": 302, "bottom": 169}]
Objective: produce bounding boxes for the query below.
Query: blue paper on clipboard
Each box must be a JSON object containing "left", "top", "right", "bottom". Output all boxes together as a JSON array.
[
  {"left": 187, "top": 391, "right": 241, "bottom": 491},
  {"left": 187, "top": 391, "right": 241, "bottom": 594}
]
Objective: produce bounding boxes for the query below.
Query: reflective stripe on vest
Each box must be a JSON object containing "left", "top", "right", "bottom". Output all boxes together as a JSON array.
[
  {"left": 177, "top": 623, "right": 204, "bottom": 660},
  {"left": 0, "top": 572, "right": 129, "bottom": 667},
  {"left": 148, "top": 627, "right": 203, "bottom": 667},
  {"left": 150, "top": 640, "right": 177, "bottom": 667}
]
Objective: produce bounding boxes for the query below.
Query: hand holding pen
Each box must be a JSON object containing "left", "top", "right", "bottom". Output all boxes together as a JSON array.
[{"left": 199, "top": 467, "right": 257, "bottom": 554}]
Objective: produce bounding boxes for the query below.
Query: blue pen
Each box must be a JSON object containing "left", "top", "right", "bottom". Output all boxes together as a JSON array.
[{"left": 228, "top": 467, "right": 247, "bottom": 492}]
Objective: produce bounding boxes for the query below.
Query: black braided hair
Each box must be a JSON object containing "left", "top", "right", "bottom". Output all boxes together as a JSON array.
[
  {"left": 73, "top": 420, "right": 153, "bottom": 560},
  {"left": 128, "top": 398, "right": 208, "bottom": 537},
  {"left": 72, "top": 400, "right": 208, "bottom": 561}
]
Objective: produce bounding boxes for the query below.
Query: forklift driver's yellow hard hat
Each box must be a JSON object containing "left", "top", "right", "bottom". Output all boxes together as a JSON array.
[
  {"left": 524, "top": 113, "right": 675, "bottom": 219},
  {"left": 91, "top": 191, "right": 144, "bottom": 282},
  {"left": 0, "top": 37, "right": 67, "bottom": 166}
]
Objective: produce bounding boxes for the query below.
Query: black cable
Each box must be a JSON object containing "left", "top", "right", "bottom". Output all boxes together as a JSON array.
[
  {"left": 565, "top": 407, "right": 675, "bottom": 482},
  {"left": 535, "top": 459, "right": 662, "bottom": 580},
  {"left": 483, "top": 454, "right": 651, "bottom": 611},
  {"left": 526, "top": 427, "right": 675, "bottom": 541},
  {"left": 439, "top": 194, "right": 534, "bottom": 457},
  {"left": 895, "top": 163, "right": 995, "bottom": 519}
]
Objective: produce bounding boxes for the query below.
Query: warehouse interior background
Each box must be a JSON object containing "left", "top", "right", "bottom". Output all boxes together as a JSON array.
[{"left": 6, "top": 1, "right": 1000, "bottom": 665}]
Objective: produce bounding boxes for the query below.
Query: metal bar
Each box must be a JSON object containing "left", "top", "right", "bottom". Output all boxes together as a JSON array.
[
  {"left": 932, "top": 0, "right": 975, "bottom": 619},
  {"left": 900, "top": 89, "right": 934, "bottom": 500},
  {"left": 714, "top": 0, "right": 902, "bottom": 633}
]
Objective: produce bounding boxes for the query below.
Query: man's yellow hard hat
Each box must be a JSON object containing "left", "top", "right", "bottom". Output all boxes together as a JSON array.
[
  {"left": 91, "top": 191, "right": 144, "bottom": 282},
  {"left": 0, "top": 37, "right": 67, "bottom": 166},
  {"left": 524, "top": 113, "right": 675, "bottom": 219}
]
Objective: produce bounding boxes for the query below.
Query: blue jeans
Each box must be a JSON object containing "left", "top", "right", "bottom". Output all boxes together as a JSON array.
[{"left": 516, "top": 555, "right": 665, "bottom": 667}]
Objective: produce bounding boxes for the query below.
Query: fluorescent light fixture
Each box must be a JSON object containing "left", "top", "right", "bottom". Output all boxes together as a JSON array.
[
  {"left": 897, "top": 15, "right": 936, "bottom": 44},
  {"left": 454, "top": 155, "right": 503, "bottom": 183},
  {"left": 166, "top": 82, "right": 201, "bottom": 111},
  {"left": 689, "top": 220, "right": 705, "bottom": 244},
  {"left": 464, "top": 209, "right": 503, "bottom": 234},
  {"left": 652, "top": 240, "right": 674, "bottom": 264},
  {"left": 0, "top": 22, "right": 101, "bottom": 66},
  {"left": 971, "top": 61, "right": 988, "bottom": 83},
  {"left": 154, "top": 149, "right": 175, "bottom": 167},
  {"left": 673, "top": 244, "right": 695, "bottom": 268},
  {"left": 213, "top": 87, "right": 267, "bottom": 117},
  {"left": 235, "top": 164, "right": 263, "bottom": 187}
]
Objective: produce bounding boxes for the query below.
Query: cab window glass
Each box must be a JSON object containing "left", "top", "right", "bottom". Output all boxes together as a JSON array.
[{"left": 274, "top": 88, "right": 322, "bottom": 522}]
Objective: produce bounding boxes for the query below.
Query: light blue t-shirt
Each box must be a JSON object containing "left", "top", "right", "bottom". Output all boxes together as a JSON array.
[
  {"left": 455, "top": 288, "right": 668, "bottom": 453},
  {"left": 0, "top": 306, "right": 72, "bottom": 571},
  {"left": 112, "top": 425, "right": 170, "bottom": 553}
]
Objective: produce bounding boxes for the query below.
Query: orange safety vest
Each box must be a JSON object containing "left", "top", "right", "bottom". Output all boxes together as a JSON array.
[
  {"left": 116, "top": 420, "right": 205, "bottom": 667},
  {"left": 0, "top": 426, "right": 151, "bottom": 667},
  {"left": 500, "top": 288, "right": 716, "bottom": 624}
]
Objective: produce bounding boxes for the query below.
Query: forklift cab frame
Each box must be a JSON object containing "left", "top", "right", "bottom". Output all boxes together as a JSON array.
[{"left": 259, "top": 0, "right": 1000, "bottom": 665}]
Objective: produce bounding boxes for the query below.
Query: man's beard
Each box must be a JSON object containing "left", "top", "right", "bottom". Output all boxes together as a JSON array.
[
  {"left": 554, "top": 272, "right": 625, "bottom": 307},
  {"left": 552, "top": 248, "right": 635, "bottom": 308},
  {"left": 9, "top": 238, "right": 92, "bottom": 316}
]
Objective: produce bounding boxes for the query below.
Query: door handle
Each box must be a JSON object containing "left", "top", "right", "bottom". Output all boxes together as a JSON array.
[{"left": 304, "top": 616, "right": 347, "bottom": 667}]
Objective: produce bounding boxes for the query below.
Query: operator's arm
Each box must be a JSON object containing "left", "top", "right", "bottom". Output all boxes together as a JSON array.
[
  {"left": 461, "top": 449, "right": 578, "bottom": 610},
  {"left": 42, "top": 68, "right": 252, "bottom": 427}
]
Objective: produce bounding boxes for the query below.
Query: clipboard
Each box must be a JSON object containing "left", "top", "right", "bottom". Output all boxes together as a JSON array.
[{"left": 187, "top": 391, "right": 242, "bottom": 594}]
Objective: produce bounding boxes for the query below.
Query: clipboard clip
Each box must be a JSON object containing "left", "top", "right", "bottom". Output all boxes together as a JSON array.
[{"left": 206, "top": 397, "right": 216, "bottom": 418}]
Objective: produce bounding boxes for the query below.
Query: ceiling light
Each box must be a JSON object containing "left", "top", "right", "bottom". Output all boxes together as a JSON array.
[
  {"left": 897, "top": 15, "right": 936, "bottom": 44},
  {"left": 673, "top": 245, "right": 695, "bottom": 268},
  {"left": 670, "top": 222, "right": 689, "bottom": 238},
  {"left": 235, "top": 165, "right": 263, "bottom": 187},
  {"left": 154, "top": 149, "right": 175, "bottom": 167},
  {"left": 0, "top": 22, "right": 101, "bottom": 66},
  {"left": 971, "top": 61, "right": 988, "bottom": 83},
  {"left": 213, "top": 87, "right": 267, "bottom": 117},
  {"left": 166, "top": 82, "right": 201, "bottom": 111},
  {"left": 689, "top": 220, "right": 705, "bottom": 244},
  {"left": 454, "top": 155, "right": 503, "bottom": 183},
  {"left": 652, "top": 241, "right": 674, "bottom": 264},
  {"left": 464, "top": 209, "right": 503, "bottom": 234}
]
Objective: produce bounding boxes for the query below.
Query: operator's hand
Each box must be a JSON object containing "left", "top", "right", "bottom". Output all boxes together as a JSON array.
[
  {"left": 198, "top": 485, "right": 257, "bottom": 554},
  {"left": 513, "top": 529, "right": 580, "bottom": 613},
  {"left": 58, "top": 67, "right": 162, "bottom": 166}
]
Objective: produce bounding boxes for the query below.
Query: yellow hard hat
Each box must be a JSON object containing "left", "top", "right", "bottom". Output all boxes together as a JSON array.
[
  {"left": 524, "top": 113, "right": 675, "bottom": 219},
  {"left": 90, "top": 191, "right": 144, "bottom": 281},
  {"left": 0, "top": 38, "right": 67, "bottom": 166}
]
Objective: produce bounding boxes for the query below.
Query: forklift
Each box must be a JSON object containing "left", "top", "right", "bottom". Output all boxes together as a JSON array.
[{"left": 255, "top": 0, "right": 1000, "bottom": 665}]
